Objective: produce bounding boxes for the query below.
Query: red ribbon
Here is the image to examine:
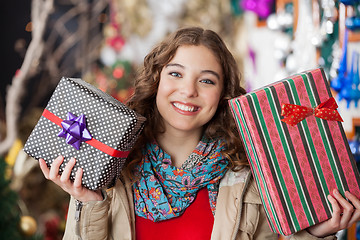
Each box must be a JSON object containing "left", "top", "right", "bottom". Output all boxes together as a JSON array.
[
  {"left": 281, "top": 97, "right": 343, "bottom": 126},
  {"left": 42, "top": 109, "right": 130, "bottom": 158}
]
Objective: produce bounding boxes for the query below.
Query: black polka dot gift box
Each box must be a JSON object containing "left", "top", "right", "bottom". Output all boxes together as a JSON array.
[{"left": 23, "top": 77, "right": 146, "bottom": 190}]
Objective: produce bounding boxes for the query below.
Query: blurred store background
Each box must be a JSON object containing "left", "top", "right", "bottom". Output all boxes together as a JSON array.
[{"left": 0, "top": 0, "right": 360, "bottom": 239}]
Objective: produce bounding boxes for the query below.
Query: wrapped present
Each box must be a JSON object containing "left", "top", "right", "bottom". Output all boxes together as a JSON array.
[
  {"left": 24, "top": 77, "right": 146, "bottom": 190},
  {"left": 229, "top": 68, "right": 360, "bottom": 235}
]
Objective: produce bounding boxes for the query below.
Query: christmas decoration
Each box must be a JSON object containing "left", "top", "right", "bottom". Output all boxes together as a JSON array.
[
  {"left": 0, "top": 158, "right": 21, "bottom": 239},
  {"left": 240, "top": 0, "right": 275, "bottom": 19},
  {"left": 285, "top": 0, "right": 317, "bottom": 73},
  {"left": 1, "top": 148, "right": 43, "bottom": 239},
  {"left": 342, "top": 0, "right": 360, "bottom": 31},
  {"left": 331, "top": 30, "right": 348, "bottom": 93},
  {"left": 19, "top": 215, "right": 37, "bottom": 237},
  {"left": 338, "top": 51, "right": 360, "bottom": 108},
  {"left": 349, "top": 130, "right": 360, "bottom": 162}
]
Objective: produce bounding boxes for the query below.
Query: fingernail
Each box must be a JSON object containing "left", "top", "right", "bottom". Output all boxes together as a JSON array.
[
  {"left": 70, "top": 157, "right": 75, "bottom": 162},
  {"left": 327, "top": 194, "right": 334, "bottom": 201},
  {"left": 334, "top": 189, "right": 339, "bottom": 195}
]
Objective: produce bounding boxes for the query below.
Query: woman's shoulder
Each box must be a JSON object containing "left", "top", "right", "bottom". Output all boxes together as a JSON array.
[
  {"left": 219, "top": 166, "right": 251, "bottom": 187},
  {"left": 220, "top": 167, "right": 262, "bottom": 204}
]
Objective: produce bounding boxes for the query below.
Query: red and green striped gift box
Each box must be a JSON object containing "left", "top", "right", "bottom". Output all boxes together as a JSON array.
[{"left": 229, "top": 68, "right": 360, "bottom": 236}]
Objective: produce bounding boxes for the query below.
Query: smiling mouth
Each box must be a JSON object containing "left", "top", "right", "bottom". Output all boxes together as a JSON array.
[{"left": 172, "top": 102, "right": 199, "bottom": 112}]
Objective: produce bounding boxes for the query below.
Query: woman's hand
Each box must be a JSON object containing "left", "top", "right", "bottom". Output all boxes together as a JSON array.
[
  {"left": 306, "top": 189, "right": 360, "bottom": 238},
  {"left": 39, "top": 155, "right": 103, "bottom": 202}
]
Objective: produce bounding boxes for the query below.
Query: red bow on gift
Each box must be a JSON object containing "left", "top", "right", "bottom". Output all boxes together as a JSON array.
[{"left": 281, "top": 97, "right": 343, "bottom": 126}]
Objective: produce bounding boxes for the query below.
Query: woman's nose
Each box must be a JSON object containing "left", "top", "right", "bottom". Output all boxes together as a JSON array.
[{"left": 180, "top": 80, "right": 198, "bottom": 97}]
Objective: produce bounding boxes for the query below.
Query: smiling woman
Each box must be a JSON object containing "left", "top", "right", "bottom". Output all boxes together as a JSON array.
[{"left": 155, "top": 45, "right": 224, "bottom": 167}]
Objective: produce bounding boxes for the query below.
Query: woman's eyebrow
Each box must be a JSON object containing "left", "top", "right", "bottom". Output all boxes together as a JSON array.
[
  {"left": 166, "top": 63, "right": 220, "bottom": 80},
  {"left": 165, "top": 63, "right": 184, "bottom": 68},
  {"left": 201, "top": 70, "right": 220, "bottom": 80}
]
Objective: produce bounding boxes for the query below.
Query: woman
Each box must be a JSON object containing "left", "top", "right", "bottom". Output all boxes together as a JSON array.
[{"left": 40, "top": 27, "right": 360, "bottom": 239}]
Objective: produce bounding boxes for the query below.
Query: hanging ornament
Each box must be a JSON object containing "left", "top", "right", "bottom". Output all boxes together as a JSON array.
[
  {"left": 349, "top": 130, "right": 360, "bottom": 162},
  {"left": 107, "top": 35, "right": 125, "bottom": 52},
  {"left": 346, "top": 16, "right": 360, "bottom": 31},
  {"left": 19, "top": 215, "right": 37, "bottom": 237},
  {"left": 351, "top": 52, "right": 360, "bottom": 107},
  {"left": 331, "top": 30, "right": 348, "bottom": 92},
  {"left": 345, "top": 2, "right": 360, "bottom": 31},
  {"left": 98, "top": 0, "right": 128, "bottom": 67},
  {"left": 338, "top": 51, "right": 360, "bottom": 108}
]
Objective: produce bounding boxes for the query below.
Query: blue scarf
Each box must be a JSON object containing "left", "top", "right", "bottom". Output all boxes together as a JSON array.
[{"left": 133, "top": 136, "right": 228, "bottom": 222}]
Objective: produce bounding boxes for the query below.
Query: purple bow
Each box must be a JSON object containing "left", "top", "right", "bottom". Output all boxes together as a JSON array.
[{"left": 58, "top": 112, "right": 92, "bottom": 150}]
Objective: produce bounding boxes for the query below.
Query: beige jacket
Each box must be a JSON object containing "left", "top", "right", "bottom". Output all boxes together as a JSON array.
[{"left": 63, "top": 167, "right": 336, "bottom": 240}]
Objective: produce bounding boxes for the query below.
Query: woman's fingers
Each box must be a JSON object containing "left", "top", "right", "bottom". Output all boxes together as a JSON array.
[
  {"left": 38, "top": 156, "right": 103, "bottom": 202},
  {"left": 73, "top": 167, "right": 83, "bottom": 189},
  {"left": 344, "top": 191, "right": 360, "bottom": 227},
  {"left": 39, "top": 158, "right": 50, "bottom": 178},
  {"left": 48, "top": 155, "right": 64, "bottom": 180},
  {"left": 345, "top": 191, "right": 360, "bottom": 209},
  {"left": 40, "top": 156, "right": 76, "bottom": 188},
  {"left": 347, "top": 208, "right": 360, "bottom": 228},
  {"left": 327, "top": 194, "right": 341, "bottom": 227},
  {"left": 307, "top": 190, "right": 360, "bottom": 238},
  {"left": 60, "top": 157, "right": 76, "bottom": 183},
  {"left": 332, "top": 189, "right": 354, "bottom": 228}
]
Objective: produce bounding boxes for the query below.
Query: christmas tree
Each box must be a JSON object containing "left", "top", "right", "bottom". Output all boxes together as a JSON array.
[
  {"left": 0, "top": 157, "right": 22, "bottom": 239},
  {"left": 0, "top": 157, "right": 41, "bottom": 239}
]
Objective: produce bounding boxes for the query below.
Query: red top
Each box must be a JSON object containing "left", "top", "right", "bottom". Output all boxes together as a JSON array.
[{"left": 135, "top": 188, "right": 214, "bottom": 240}]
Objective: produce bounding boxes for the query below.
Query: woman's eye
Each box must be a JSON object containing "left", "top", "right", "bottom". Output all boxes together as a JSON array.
[
  {"left": 170, "top": 72, "right": 181, "bottom": 77},
  {"left": 200, "top": 79, "right": 215, "bottom": 85}
]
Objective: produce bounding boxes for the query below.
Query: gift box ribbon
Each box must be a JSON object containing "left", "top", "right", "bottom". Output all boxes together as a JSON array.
[
  {"left": 57, "top": 112, "right": 92, "bottom": 150},
  {"left": 281, "top": 97, "right": 343, "bottom": 126},
  {"left": 42, "top": 109, "right": 130, "bottom": 158}
]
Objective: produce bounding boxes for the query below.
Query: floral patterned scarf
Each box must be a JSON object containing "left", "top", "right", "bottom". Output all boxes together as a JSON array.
[{"left": 133, "top": 136, "right": 229, "bottom": 222}]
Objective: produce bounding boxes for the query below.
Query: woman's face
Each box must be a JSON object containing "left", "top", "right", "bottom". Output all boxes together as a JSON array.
[{"left": 156, "top": 45, "right": 223, "bottom": 136}]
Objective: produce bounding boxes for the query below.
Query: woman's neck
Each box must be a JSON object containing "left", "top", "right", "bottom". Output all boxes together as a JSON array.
[{"left": 156, "top": 129, "right": 202, "bottom": 168}]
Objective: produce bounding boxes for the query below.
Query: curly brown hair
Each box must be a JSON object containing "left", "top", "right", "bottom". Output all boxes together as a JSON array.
[{"left": 125, "top": 27, "right": 248, "bottom": 178}]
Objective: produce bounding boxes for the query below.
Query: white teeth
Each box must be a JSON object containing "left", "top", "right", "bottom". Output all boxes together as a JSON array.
[{"left": 173, "top": 102, "right": 197, "bottom": 112}]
